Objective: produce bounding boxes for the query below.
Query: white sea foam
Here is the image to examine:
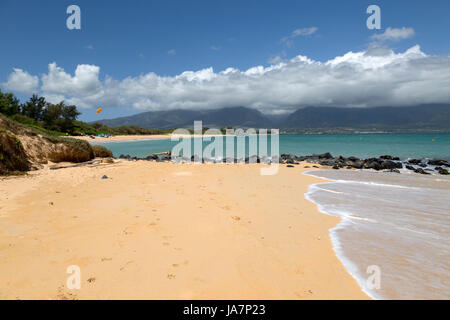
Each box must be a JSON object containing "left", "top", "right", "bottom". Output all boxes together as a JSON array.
[{"left": 304, "top": 169, "right": 450, "bottom": 299}]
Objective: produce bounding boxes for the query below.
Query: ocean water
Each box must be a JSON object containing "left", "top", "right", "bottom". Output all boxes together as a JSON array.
[
  {"left": 96, "top": 133, "right": 450, "bottom": 161},
  {"left": 305, "top": 169, "right": 450, "bottom": 299}
]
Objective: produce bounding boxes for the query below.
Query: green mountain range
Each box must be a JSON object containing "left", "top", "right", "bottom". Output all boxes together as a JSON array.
[{"left": 97, "top": 104, "right": 450, "bottom": 133}]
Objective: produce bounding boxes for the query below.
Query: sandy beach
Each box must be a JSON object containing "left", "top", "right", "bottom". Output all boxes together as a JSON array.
[
  {"left": 0, "top": 161, "right": 368, "bottom": 299},
  {"left": 71, "top": 134, "right": 227, "bottom": 143},
  {"left": 72, "top": 134, "right": 173, "bottom": 142}
]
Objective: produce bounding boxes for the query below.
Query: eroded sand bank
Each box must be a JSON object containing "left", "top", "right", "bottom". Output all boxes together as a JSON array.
[{"left": 0, "top": 161, "right": 368, "bottom": 299}]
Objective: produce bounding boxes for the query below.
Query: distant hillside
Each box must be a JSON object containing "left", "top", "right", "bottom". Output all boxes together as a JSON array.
[
  {"left": 97, "top": 106, "right": 273, "bottom": 129},
  {"left": 97, "top": 104, "right": 450, "bottom": 132},
  {"left": 285, "top": 105, "right": 450, "bottom": 131}
]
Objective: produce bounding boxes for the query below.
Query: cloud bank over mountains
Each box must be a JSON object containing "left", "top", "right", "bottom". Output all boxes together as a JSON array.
[{"left": 2, "top": 45, "right": 450, "bottom": 114}]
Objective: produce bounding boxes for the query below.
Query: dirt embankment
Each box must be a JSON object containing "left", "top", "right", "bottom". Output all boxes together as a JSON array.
[{"left": 0, "top": 114, "right": 108, "bottom": 174}]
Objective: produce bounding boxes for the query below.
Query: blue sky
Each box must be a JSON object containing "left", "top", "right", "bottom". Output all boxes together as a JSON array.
[{"left": 1, "top": 0, "right": 450, "bottom": 121}]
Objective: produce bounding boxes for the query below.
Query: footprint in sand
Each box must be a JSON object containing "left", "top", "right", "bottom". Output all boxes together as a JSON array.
[
  {"left": 231, "top": 216, "right": 241, "bottom": 221},
  {"left": 294, "top": 289, "right": 313, "bottom": 298},
  {"left": 123, "top": 228, "right": 132, "bottom": 235},
  {"left": 57, "top": 286, "right": 78, "bottom": 300},
  {"left": 87, "top": 277, "right": 96, "bottom": 283},
  {"left": 167, "top": 274, "right": 176, "bottom": 280},
  {"left": 120, "top": 260, "right": 135, "bottom": 271}
]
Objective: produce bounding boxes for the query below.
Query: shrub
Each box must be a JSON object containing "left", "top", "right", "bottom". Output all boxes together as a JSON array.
[{"left": 92, "top": 145, "right": 113, "bottom": 158}]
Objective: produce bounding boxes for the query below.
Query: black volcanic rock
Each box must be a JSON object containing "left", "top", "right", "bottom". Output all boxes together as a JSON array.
[
  {"left": 381, "top": 161, "right": 402, "bottom": 170},
  {"left": 429, "top": 159, "right": 449, "bottom": 167},
  {"left": 380, "top": 155, "right": 401, "bottom": 161},
  {"left": 313, "top": 152, "right": 333, "bottom": 159},
  {"left": 414, "top": 168, "right": 430, "bottom": 175},
  {"left": 364, "top": 159, "right": 382, "bottom": 171},
  {"left": 408, "top": 159, "right": 422, "bottom": 165}
]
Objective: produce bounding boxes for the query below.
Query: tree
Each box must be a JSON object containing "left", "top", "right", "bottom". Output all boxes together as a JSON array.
[
  {"left": 42, "top": 102, "right": 63, "bottom": 131},
  {"left": 42, "top": 101, "right": 81, "bottom": 133},
  {"left": 21, "top": 94, "right": 47, "bottom": 121},
  {"left": 0, "top": 90, "right": 20, "bottom": 116},
  {"left": 61, "top": 104, "right": 80, "bottom": 121},
  {"left": 91, "top": 122, "right": 103, "bottom": 130}
]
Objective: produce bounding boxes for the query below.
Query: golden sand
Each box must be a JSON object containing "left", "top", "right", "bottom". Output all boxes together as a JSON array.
[
  {"left": 0, "top": 161, "right": 368, "bottom": 299},
  {"left": 71, "top": 133, "right": 222, "bottom": 143},
  {"left": 71, "top": 134, "right": 173, "bottom": 142}
]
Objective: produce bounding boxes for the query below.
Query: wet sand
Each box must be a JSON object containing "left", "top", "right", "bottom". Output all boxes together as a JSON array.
[{"left": 0, "top": 161, "right": 368, "bottom": 299}]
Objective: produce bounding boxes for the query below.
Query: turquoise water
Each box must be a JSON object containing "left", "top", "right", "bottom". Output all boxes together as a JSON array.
[{"left": 96, "top": 133, "right": 450, "bottom": 160}]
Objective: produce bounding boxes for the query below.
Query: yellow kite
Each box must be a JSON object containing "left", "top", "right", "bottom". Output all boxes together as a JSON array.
[{"left": 96, "top": 108, "right": 103, "bottom": 114}]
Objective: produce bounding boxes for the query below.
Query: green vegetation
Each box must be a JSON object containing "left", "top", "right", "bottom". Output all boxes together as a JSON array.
[
  {"left": 82, "top": 122, "right": 172, "bottom": 136},
  {"left": 92, "top": 145, "right": 113, "bottom": 158},
  {"left": 0, "top": 89, "right": 171, "bottom": 137},
  {"left": 0, "top": 113, "right": 101, "bottom": 175}
]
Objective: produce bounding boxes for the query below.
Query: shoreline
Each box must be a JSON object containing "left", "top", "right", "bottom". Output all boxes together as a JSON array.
[
  {"left": 302, "top": 172, "right": 376, "bottom": 299},
  {"left": 70, "top": 134, "right": 173, "bottom": 142},
  {"left": 302, "top": 168, "right": 450, "bottom": 300},
  {"left": 0, "top": 161, "right": 368, "bottom": 299},
  {"left": 70, "top": 133, "right": 231, "bottom": 143}
]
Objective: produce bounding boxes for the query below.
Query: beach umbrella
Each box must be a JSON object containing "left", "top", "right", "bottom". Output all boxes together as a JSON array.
[{"left": 96, "top": 107, "right": 103, "bottom": 115}]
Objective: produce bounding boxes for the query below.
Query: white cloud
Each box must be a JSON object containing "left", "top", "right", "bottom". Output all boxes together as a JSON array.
[
  {"left": 292, "top": 27, "right": 318, "bottom": 37},
  {"left": 168, "top": 49, "right": 176, "bottom": 55},
  {"left": 371, "top": 27, "right": 415, "bottom": 42},
  {"left": 1, "top": 68, "right": 39, "bottom": 94},
  {"left": 281, "top": 27, "right": 318, "bottom": 47},
  {"left": 5, "top": 45, "right": 450, "bottom": 113},
  {"left": 268, "top": 55, "right": 283, "bottom": 64},
  {"left": 41, "top": 63, "right": 101, "bottom": 98}
]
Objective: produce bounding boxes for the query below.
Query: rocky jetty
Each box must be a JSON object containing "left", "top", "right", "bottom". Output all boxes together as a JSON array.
[{"left": 115, "top": 151, "right": 450, "bottom": 176}]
